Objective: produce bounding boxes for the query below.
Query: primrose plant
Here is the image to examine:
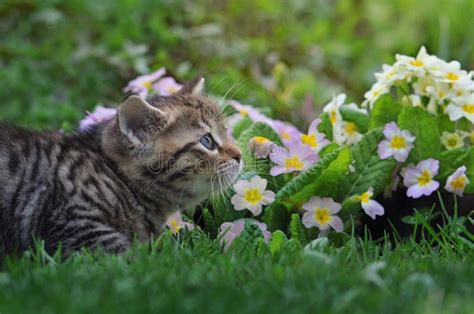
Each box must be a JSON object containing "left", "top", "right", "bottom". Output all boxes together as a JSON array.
[{"left": 81, "top": 47, "right": 473, "bottom": 250}]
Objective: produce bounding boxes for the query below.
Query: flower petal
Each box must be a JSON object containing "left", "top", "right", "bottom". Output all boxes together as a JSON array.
[
  {"left": 328, "top": 215, "right": 344, "bottom": 232},
  {"left": 250, "top": 176, "right": 267, "bottom": 192},
  {"left": 302, "top": 212, "right": 316, "bottom": 228},
  {"left": 383, "top": 122, "right": 400, "bottom": 139},
  {"left": 248, "top": 203, "right": 263, "bottom": 216},
  {"left": 233, "top": 180, "right": 250, "bottom": 194},
  {"left": 231, "top": 195, "right": 247, "bottom": 211}
]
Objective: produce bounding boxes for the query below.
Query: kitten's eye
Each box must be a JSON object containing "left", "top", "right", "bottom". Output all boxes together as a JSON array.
[{"left": 200, "top": 133, "right": 215, "bottom": 150}]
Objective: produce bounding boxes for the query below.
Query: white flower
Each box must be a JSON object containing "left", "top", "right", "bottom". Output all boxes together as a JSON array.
[
  {"left": 323, "top": 94, "right": 345, "bottom": 125},
  {"left": 440, "top": 131, "right": 465, "bottom": 150},
  {"left": 377, "top": 122, "right": 416, "bottom": 162},
  {"left": 374, "top": 64, "right": 406, "bottom": 85},
  {"left": 363, "top": 82, "right": 390, "bottom": 108},
  {"left": 333, "top": 121, "right": 363, "bottom": 145},
  {"left": 432, "top": 60, "right": 471, "bottom": 85},
  {"left": 445, "top": 94, "right": 474, "bottom": 123},
  {"left": 231, "top": 176, "right": 275, "bottom": 216},
  {"left": 165, "top": 212, "right": 194, "bottom": 235},
  {"left": 302, "top": 197, "right": 343, "bottom": 232},
  {"left": 425, "top": 82, "right": 456, "bottom": 103},
  {"left": 355, "top": 187, "right": 384, "bottom": 220},
  {"left": 445, "top": 166, "right": 470, "bottom": 197},
  {"left": 395, "top": 46, "right": 440, "bottom": 78},
  {"left": 412, "top": 76, "right": 436, "bottom": 97}
]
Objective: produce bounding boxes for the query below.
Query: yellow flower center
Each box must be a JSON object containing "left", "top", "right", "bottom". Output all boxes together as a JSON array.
[
  {"left": 314, "top": 208, "right": 331, "bottom": 225},
  {"left": 169, "top": 220, "right": 181, "bottom": 233},
  {"left": 410, "top": 59, "right": 424, "bottom": 67},
  {"left": 142, "top": 81, "right": 153, "bottom": 90},
  {"left": 301, "top": 134, "right": 317, "bottom": 148},
  {"left": 167, "top": 86, "right": 178, "bottom": 94},
  {"left": 438, "top": 91, "right": 446, "bottom": 99},
  {"left": 253, "top": 136, "right": 269, "bottom": 144},
  {"left": 281, "top": 132, "right": 291, "bottom": 140},
  {"left": 447, "top": 136, "right": 461, "bottom": 148},
  {"left": 244, "top": 188, "right": 263, "bottom": 205},
  {"left": 284, "top": 156, "right": 305, "bottom": 171},
  {"left": 417, "top": 169, "right": 432, "bottom": 186},
  {"left": 344, "top": 122, "right": 357, "bottom": 135},
  {"left": 445, "top": 72, "right": 459, "bottom": 81},
  {"left": 240, "top": 109, "right": 249, "bottom": 117},
  {"left": 357, "top": 192, "right": 371, "bottom": 204},
  {"left": 330, "top": 111, "right": 337, "bottom": 125},
  {"left": 462, "top": 104, "right": 474, "bottom": 114},
  {"left": 390, "top": 136, "right": 407, "bottom": 149},
  {"left": 450, "top": 176, "right": 466, "bottom": 190}
]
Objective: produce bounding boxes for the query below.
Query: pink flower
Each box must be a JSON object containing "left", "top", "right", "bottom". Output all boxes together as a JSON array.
[
  {"left": 219, "top": 219, "right": 271, "bottom": 251},
  {"left": 401, "top": 159, "right": 440, "bottom": 198},
  {"left": 269, "top": 142, "right": 320, "bottom": 176},
  {"left": 302, "top": 197, "right": 343, "bottom": 232},
  {"left": 299, "top": 119, "right": 330, "bottom": 153},
  {"left": 79, "top": 106, "right": 117, "bottom": 130},
  {"left": 445, "top": 166, "right": 470, "bottom": 196},
  {"left": 227, "top": 101, "right": 275, "bottom": 131},
  {"left": 272, "top": 120, "right": 302, "bottom": 146},
  {"left": 165, "top": 212, "right": 195, "bottom": 235},
  {"left": 152, "top": 77, "right": 183, "bottom": 96},
  {"left": 123, "top": 68, "right": 166, "bottom": 97},
  {"left": 355, "top": 187, "right": 384, "bottom": 220},
  {"left": 378, "top": 122, "right": 416, "bottom": 162}
]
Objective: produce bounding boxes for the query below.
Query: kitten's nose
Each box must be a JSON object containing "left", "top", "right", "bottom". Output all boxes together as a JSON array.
[{"left": 224, "top": 145, "right": 242, "bottom": 163}]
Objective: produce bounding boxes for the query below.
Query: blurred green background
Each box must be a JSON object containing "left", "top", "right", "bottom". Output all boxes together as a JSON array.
[{"left": 1, "top": 0, "right": 473, "bottom": 130}]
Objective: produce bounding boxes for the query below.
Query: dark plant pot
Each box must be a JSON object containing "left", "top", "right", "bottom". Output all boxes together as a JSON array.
[{"left": 360, "top": 189, "right": 474, "bottom": 240}]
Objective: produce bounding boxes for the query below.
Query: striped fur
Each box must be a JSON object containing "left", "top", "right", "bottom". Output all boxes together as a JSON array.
[{"left": 0, "top": 78, "right": 242, "bottom": 258}]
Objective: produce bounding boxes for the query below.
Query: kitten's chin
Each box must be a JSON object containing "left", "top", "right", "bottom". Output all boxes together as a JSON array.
[{"left": 215, "top": 159, "right": 243, "bottom": 189}]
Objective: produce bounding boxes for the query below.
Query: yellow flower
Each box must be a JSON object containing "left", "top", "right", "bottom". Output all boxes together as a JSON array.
[{"left": 441, "top": 131, "right": 464, "bottom": 150}]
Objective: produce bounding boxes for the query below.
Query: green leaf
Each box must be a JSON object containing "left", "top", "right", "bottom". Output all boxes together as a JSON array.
[
  {"left": 398, "top": 106, "right": 441, "bottom": 163},
  {"left": 341, "top": 128, "right": 398, "bottom": 198},
  {"left": 320, "top": 143, "right": 339, "bottom": 157},
  {"left": 231, "top": 221, "right": 264, "bottom": 254},
  {"left": 436, "top": 114, "right": 455, "bottom": 134},
  {"left": 264, "top": 148, "right": 343, "bottom": 214},
  {"left": 318, "top": 112, "right": 333, "bottom": 141},
  {"left": 232, "top": 117, "right": 253, "bottom": 139},
  {"left": 291, "top": 147, "right": 352, "bottom": 202},
  {"left": 289, "top": 214, "right": 307, "bottom": 245},
  {"left": 262, "top": 202, "right": 291, "bottom": 232},
  {"left": 269, "top": 230, "right": 288, "bottom": 255},
  {"left": 340, "top": 106, "right": 369, "bottom": 133},
  {"left": 369, "top": 94, "right": 402, "bottom": 129}
]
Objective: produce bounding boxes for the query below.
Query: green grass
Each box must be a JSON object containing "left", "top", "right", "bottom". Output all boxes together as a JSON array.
[
  {"left": 1, "top": 230, "right": 473, "bottom": 314},
  {"left": 1, "top": 1, "right": 474, "bottom": 313}
]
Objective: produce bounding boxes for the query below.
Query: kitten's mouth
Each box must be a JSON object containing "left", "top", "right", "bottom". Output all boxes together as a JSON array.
[{"left": 215, "top": 160, "right": 243, "bottom": 188}]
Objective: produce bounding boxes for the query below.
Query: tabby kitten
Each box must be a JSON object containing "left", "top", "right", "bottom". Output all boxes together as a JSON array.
[{"left": 0, "top": 78, "right": 242, "bottom": 258}]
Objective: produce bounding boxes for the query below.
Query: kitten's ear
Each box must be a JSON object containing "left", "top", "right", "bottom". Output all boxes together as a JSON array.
[
  {"left": 179, "top": 77, "right": 205, "bottom": 95},
  {"left": 117, "top": 95, "right": 167, "bottom": 146}
]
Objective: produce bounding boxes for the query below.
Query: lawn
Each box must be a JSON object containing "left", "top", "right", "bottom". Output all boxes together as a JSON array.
[
  {"left": 1, "top": 227, "right": 473, "bottom": 314},
  {"left": 1, "top": 1, "right": 474, "bottom": 313}
]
